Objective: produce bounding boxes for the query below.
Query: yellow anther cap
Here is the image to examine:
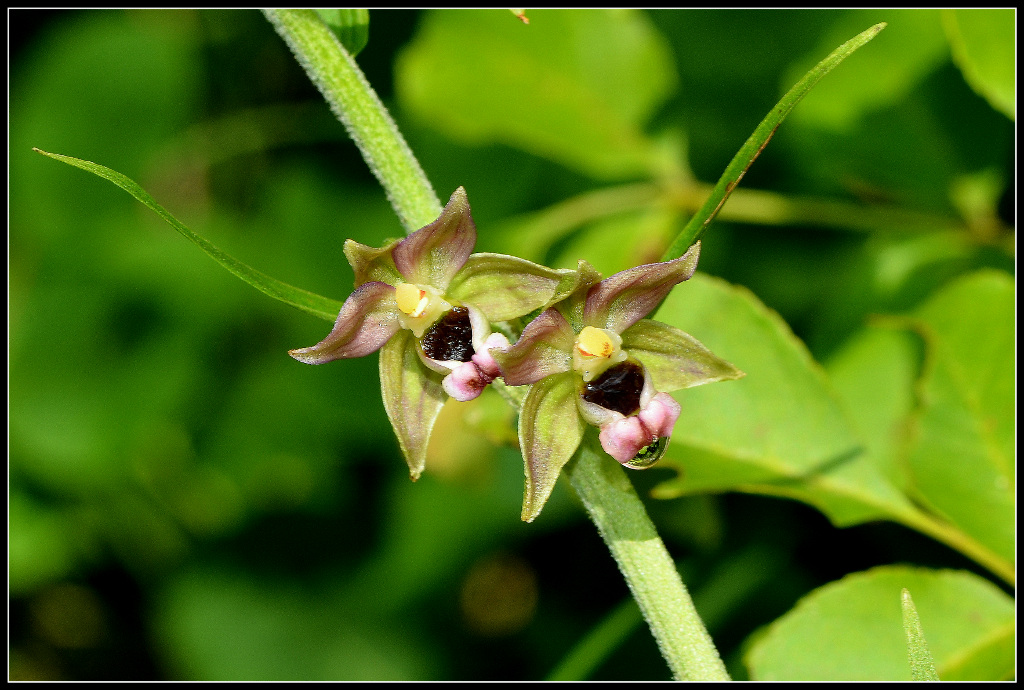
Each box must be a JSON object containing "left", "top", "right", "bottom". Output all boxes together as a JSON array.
[
  {"left": 395, "top": 283, "right": 429, "bottom": 317},
  {"left": 577, "top": 326, "right": 616, "bottom": 358}
]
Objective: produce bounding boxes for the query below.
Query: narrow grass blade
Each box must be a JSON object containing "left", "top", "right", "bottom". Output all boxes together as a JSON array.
[
  {"left": 661, "top": 22, "right": 887, "bottom": 262},
  {"left": 34, "top": 148, "right": 343, "bottom": 322},
  {"left": 902, "top": 588, "right": 940, "bottom": 681}
]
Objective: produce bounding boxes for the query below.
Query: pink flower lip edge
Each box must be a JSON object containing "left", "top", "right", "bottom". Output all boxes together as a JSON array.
[{"left": 597, "top": 392, "right": 681, "bottom": 466}]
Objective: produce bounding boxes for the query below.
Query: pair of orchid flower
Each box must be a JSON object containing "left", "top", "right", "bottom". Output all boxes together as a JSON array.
[{"left": 290, "top": 188, "right": 742, "bottom": 521}]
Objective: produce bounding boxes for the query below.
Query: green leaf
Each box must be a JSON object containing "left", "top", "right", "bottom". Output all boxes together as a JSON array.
[
  {"left": 942, "top": 9, "right": 1015, "bottom": 120},
  {"left": 824, "top": 326, "right": 919, "bottom": 497},
  {"left": 661, "top": 21, "right": 888, "bottom": 261},
  {"left": 905, "top": 270, "right": 1015, "bottom": 570},
  {"left": 902, "top": 588, "right": 940, "bottom": 681},
  {"left": 34, "top": 149, "right": 343, "bottom": 322},
  {"left": 315, "top": 8, "right": 370, "bottom": 57},
  {"left": 783, "top": 10, "right": 948, "bottom": 132},
  {"left": 652, "top": 274, "right": 916, "bottom": 528},
  {"left": 396, "top": 9, "right": 680, "bottom": 180},
  {"left": 745, "top": 566, "right": 1014, "bottom": 680}
]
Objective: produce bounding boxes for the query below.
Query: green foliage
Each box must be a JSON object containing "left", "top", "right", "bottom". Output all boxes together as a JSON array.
[
  {"left": 11, "top": 8, "right": 1013, "bottom": 682},
  {"left": 942, "top": 9, "right": 1015, "bottom": 120},
  {"left": 396, "top": 9, "right": 681, "bottom": 180},
  {"left": 315, "top": 8, "right": 370, "bottom": 57},
  {"left": 745, "top": 566, "right": 1014, "bottom": 680}
]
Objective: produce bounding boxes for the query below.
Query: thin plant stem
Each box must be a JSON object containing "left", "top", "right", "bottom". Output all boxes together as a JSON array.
[
  {"left": 565, "top": 433, "right": 730, "bottom": 681},
  {"left": 263, "top": 9, "right": 442, "bottom": 233}
]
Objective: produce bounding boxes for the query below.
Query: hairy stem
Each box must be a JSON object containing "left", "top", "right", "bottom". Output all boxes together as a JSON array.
[
  {"left": 263, "top": 9, "right": 441, "bottom": 232},
  {"left": 565, "top": 433, "right": 730, "bottom": 680}
]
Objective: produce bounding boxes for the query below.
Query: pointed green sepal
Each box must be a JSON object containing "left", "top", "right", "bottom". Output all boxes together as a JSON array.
[
  {"left": 620, "top": 319, "right": 744, "bottom": 392},
  {"left": 519, "top": 371, "right": 586, "bottom": 522},
  {"left": 379, "top": 329, "right": 447, "bottom": 480},
  {"left": 344, "top": 238, "right": 403, "bottom": 287},
  {"left": 447, "top": 253, "right": 575, "bottom": 322}
]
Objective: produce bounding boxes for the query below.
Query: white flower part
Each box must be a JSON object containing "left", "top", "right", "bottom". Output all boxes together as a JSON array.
[{"left": 394, "top": 282, "right": 452, "bottom": 337}]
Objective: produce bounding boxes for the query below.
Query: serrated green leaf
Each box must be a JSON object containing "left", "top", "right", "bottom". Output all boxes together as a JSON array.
[
  {"left": 942, "top": 9, "right": 1015, "bottom": 120},
  {"left": 396, "top": 9, "right": 680, "bottom": 180},
  {"left": 906, "top": 270, "right": 1015, "bottom": 568},
  {"left": 34, "top": 149, "right": 343, "bottom": 322},
  {"left": 745, "top": 566, "right": 1014, "bottom": 680},
  {"left": 652, "top": 274, "right": 916, "bottom": 528},
  {"left": 315, "top": 8, "right": 370, "bottom": 57}
]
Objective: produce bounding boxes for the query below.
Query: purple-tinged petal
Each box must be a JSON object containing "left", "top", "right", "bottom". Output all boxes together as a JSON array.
[
  {"left": 379, "top": 329, "right": 447, "bottom": 480},
  {"left": 344, "top": 238, "right": 403, "bottom": 287},
  {"left": 584, "top": 241, "right": 701, "bottom": 334},
  {"left": 621, "top": 319, "right": 744, "bottom": 392},
  {"left": 519, "top": 371, "right": 585, "bottom": 522},
  {"left": 393, "top": 187, "right": 476, "bottom": 291},
  {"left": 447, "top": 253, "right": 574, "bottom": 322},
  {"left": 491, "top": 308, "right": 575, "bottom": 386},
  {"left": 288, "top": 282, "right": 400, "bottom": 363}
]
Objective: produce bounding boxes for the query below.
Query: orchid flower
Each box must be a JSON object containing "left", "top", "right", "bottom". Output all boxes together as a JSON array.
[
  {"left": 491, "top": 242, "right": 744, "bottom": 521},
  {"left": 289, "top": 187, "right": 572, "bottom": 479}
]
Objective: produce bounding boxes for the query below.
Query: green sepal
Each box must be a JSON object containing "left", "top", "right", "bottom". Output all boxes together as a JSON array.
[
  {"left": 519, "top": 371, "right": 586, "bottom": 522},
  {"left": 447, "top": 253, "right": 574, "bottom": 322},
  {"left": 378, "top": 329, "right": 447, "bottom": 480},
  {"left": 344, "top": 238, "right": 403, "bottom": 287},
  {"left": 621, "top": 319, "right": 744, "bottom": 392}
]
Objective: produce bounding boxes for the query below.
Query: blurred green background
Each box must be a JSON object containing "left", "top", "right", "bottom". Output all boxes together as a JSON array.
[{"left": 9, "top": 9, "right": 1014, "bottom": 680}]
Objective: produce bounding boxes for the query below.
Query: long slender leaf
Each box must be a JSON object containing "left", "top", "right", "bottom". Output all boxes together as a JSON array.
[
  {"left": 34, "top": 148, "right": 343, "bottom": 322},
  {"left": 902, "top": 588, "right": 940, "bottom": 681},
  {"left": 661, "top": 22, "right": 887, "bottom": 262}
]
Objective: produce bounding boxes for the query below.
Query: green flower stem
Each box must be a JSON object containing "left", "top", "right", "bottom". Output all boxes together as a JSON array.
[
  {"left": 661, "top": 22, "right": 887, "bottom": 263},
  {"left": 263, "top": 9, "right": 441, "bottom": 233},
  {"left": 566, "top": 433, "right": 731, "bottom": 681}
]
